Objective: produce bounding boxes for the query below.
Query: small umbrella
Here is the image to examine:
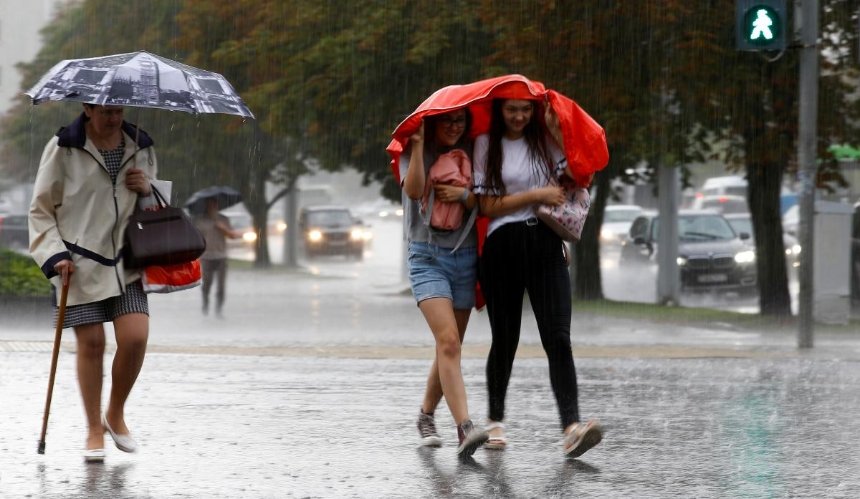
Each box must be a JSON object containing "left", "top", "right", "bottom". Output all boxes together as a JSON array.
[
  {"left": 386, "top": 74, "right": 608, "bottom": 188},
  {"left": 25, "top": 50, "right": 254, "bottom": 119},
  {"left": 184, "top": 186, "right": 243, "bottom": 215}
]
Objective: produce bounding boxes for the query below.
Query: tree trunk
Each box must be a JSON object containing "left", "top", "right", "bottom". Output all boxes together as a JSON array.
[
  {"left": 574, "top": 170, "right": 609, "bottom": 301},
  {"left": 747, "top": 159, "right": 792, "bottom": 317},
  {"left": 250, "top": 168, "right": 271, "bottom": 268}
]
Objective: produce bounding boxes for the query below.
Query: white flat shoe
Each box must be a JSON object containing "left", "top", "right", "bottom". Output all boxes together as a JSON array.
[
  {"left": 103, "top": 417, "right": 138, "bottom": 453},
  {"left": 83, "top": 448, "right": 105, "bottom": 463}
]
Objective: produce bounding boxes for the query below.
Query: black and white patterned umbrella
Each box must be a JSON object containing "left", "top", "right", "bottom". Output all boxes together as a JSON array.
[{"left": 25, "top": 51, "right": 254, "bottom": 119}]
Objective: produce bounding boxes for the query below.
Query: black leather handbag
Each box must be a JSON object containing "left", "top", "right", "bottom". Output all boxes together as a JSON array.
[{"left": 123, "top": 186, "right": 206, "bottom": 268}]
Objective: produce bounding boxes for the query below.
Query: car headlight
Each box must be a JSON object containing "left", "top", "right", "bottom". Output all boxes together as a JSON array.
[
  {"left": 242, "top": 231, "right": 257, "bottom": 243},
  {"left": 350, "top": 228, "right": 364, "bottom": 241},
  {"left": 600, "top": 228, "right": 616, "bottom": 242},
  {"left": 787, "top": 244, "right": 801, "bottom": 256},
  {"left": 734, "top": 250, "right": 755, "bottom": 264},
  {"left": 308, "top": 229, "right": 323, "bottom": 242},
  {"left": 676, "top": 256, "right": 687, "bottom": 267}
]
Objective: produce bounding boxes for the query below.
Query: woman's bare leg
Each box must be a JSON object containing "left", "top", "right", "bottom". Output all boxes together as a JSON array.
[
  {"left": 104, "top": 313, "right": 148, "bottom": 434},
  {"left": 74, "top": 323, "right": 106, "bottom": 450},
  {"left": 419, "top": 298, "right": 471, "bottom": 424},
  {"left": 421, "top": 307, "right": 471, "bottom": 414}
]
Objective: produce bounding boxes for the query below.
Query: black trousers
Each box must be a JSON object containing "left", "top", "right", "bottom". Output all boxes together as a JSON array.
[{"left": 479, "top": 219, "right": 580, "bottom": 429}]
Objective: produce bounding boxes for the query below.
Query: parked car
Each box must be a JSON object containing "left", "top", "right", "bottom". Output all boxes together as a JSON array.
[
  {"left": 299, "top": 205, "right": 366, "bottom": 260},
  {"left": 600, "top": 204, "right": 643, "bottom": 248},
  {"left": 620, "top": 210, "right": 757, "bottom": 294},
  {"left": 696, "top": 195, "right": 749, "bottom": 215},
  {"left": 0, "top": 213, "right": 29, "bottom": 252},
  {"left": 723, "top": 212, "right": 801, "bottom": 271},
  {"left": 698, "top": 175, "right": 747, "bottom": 199}
]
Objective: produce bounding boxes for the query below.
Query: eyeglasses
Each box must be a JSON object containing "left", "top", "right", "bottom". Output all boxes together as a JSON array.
[{"left": 438, "top": 116, "right": 467, "bottom": 128}]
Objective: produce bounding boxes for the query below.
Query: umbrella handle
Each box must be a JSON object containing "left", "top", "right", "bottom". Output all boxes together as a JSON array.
[{"left": 37, "top": 278, "right": 69, "bottom": 454}]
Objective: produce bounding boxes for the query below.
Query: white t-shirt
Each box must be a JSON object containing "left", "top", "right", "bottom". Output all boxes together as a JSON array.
[{"left": 473, "top": 133, "right": 566, "bottom": 236}]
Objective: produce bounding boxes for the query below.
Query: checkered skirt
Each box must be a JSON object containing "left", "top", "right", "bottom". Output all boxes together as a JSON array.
[{"left": 55, "top": 280, "right": 149, "bottom": 329}]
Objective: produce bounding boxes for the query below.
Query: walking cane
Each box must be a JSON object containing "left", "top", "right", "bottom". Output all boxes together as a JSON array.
[{"left": 37, "top": 277, "right": 69, "bottom": 454}]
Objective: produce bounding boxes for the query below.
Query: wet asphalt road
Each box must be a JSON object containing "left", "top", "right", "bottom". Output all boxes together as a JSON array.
[{"left": 2, "top": 218, "right": 859, "bottom": 498}]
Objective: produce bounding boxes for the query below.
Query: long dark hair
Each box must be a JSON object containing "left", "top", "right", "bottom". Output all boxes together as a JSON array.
[{"left": 484, "top": 99, "right": 555, "bottom": 196}]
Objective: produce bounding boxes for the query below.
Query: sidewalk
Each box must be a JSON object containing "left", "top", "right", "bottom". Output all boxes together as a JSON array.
[
  {"left": 3, "top": 341, "right": 860, "bottom": 497},
  {"left": 2, "top": 265, "right": 859, "bottom": 498}
]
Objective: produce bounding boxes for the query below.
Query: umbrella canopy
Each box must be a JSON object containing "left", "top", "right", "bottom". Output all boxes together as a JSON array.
[
  {"left": 25, "top": 51, "right": 254, "bottom": 119},
  {"left": 184, "top": 186, "right": 243, "bottom": 215},
  {"left": 386, "top": 74, "right": 608, "bottom": 187}
]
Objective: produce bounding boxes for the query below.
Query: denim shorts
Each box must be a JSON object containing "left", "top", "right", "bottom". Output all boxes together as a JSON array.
[{"left": 407, "top": 241, "right": 477, "bottom": 310}]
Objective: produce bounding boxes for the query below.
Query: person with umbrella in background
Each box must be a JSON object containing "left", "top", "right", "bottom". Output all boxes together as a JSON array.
[
  {"left": 186, "top": 187, "right": 243, "bottom": 317},
  {"left": 29, "top": 104, "right": 157, "bottom": 462}
]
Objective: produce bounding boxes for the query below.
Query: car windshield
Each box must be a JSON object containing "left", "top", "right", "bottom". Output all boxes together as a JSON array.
[
  {"left": 307, "top": 210, "right": 353, "bottom": 226},
  {"left": 605, "top": 208, "right": 641, "bottom": 223},
  {"left": 652, "top": 215, "right": 737, "bottom": 241},
  {"left": 726, "top": 217, "right": 752, "bottom": 236}
]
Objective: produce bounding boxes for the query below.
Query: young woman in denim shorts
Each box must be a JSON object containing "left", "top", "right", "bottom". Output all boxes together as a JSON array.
[
  {"left": 400, "top": 108, "right": 489, "bottom": 458},
  {"left": 473, "top": 98, "right": 603, "bottom": 458}
]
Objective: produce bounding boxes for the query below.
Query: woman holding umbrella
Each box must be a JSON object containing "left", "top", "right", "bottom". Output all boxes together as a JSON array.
[
  {"left": 473, "top": 98, "right": 603, "bottom": 458},
  {"left": 399, "top": 108, "right": 489, "bottom": 458},
  {"left": 29, "top": 104, "right": 157, "bottom": 462}
]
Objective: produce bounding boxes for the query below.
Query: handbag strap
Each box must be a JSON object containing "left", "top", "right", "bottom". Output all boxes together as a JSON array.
[
  {"left": 418, "top": 188, "right": 478, "bottom": 254},
  {"left": 448, "top": 205, "right": 478, "bottom": 254},
  {"left": 149, "top": 184, "right": 169, "bottom": 208}
]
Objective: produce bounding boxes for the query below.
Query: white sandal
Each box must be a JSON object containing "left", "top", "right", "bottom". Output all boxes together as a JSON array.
[{"left": 483, "top": 421, "right": 507, "bottom": 450}]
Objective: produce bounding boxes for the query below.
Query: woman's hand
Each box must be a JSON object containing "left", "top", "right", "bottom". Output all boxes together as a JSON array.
[
  {"left": 434, "top": 184, "right": 468, "bottom": 204},
  {"left": 125, "top": 168, "right": 151, "bottom": 195},
  {"left": 536, "top": 185, "right": 565, "bottom": 206},
  {"left": 54, "top": 259, "right": 74, "bottom": 286},
  {"left": 410, "top": 122, "right": 424, "bottom": 147}
]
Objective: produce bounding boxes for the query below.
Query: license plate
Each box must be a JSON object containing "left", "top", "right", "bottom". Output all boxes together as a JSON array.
[{"left": 698, "top": 273, "right": 728, "bottom": 283}]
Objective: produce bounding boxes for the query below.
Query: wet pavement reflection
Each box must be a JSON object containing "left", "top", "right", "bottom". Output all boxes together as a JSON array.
[
  {"left": 2, "top": 220, "right": 859, "bottom": 497},
  {"left": 2, "top": 353, "right": 859, "bottom": 498}
]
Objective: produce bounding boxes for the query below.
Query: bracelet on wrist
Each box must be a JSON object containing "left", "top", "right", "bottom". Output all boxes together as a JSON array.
[{"left": 459, "top": 189, "right": 469, "bottom": 204}]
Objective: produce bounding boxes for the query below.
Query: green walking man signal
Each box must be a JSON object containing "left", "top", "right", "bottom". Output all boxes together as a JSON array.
[{"left": 736, "top": 0, "right": 787, "bottom": 51}]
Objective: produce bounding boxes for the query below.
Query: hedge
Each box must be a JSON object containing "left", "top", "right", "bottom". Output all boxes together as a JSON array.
[{"left": 0, "top": 248, "right": 51, "bottom": 297}]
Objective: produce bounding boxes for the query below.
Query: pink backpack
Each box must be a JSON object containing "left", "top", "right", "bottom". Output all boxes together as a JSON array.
[{"left": 421, "top": 149, "right": 472, "bottom": 231}]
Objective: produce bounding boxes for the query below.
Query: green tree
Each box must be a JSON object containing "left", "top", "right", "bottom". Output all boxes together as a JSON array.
[{"left": 474, "top": 0, "right": 860, "bottom": 317}]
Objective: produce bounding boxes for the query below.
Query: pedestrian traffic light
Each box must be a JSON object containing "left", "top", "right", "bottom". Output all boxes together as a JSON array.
[{"left": 736, "top": 0, "right": 787, "bottom": 51}]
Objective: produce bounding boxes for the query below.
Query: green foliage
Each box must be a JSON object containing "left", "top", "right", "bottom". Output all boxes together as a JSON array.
[
  {"left": 0, "top": 249, "right": 51, "bottom": 297},
  {"left": 2, "top": 0, "right": 859, "bottom": 300}
]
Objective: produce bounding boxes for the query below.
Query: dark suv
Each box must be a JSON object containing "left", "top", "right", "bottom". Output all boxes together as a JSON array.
[{"left": 299, "top": 206, "right": 366, "bottom": 260}]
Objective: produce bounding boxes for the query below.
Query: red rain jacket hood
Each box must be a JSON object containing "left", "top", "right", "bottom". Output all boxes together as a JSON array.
[{"left": 387, "top": 74, "right": 609, "bottom": 187}]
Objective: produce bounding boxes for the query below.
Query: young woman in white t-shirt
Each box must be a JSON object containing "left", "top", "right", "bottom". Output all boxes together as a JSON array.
[{"left": 473, "top": 98, "right": 603, "bottom": 458}]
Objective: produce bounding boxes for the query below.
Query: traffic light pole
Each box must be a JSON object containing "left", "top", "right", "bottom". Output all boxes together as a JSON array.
[{"left": 796, "top": 0, "right": 819, "bottom": 348}]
